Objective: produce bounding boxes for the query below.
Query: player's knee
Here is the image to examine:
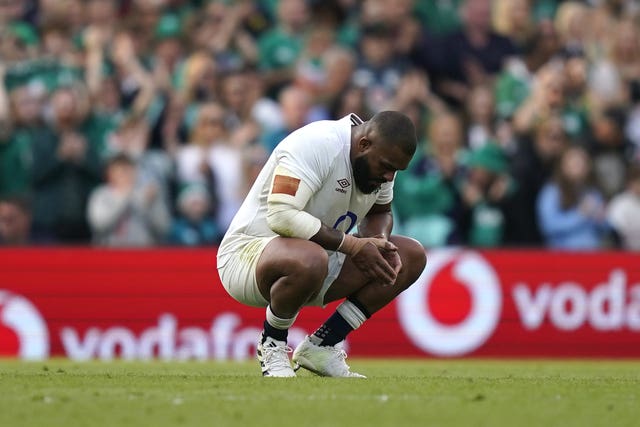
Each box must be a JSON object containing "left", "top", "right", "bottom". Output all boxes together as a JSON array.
[
  {"left": 397, "top": 236, "right": 427, "bottom": 287},
  {"left": 289, "top": 246, "right": 329, "bottom": 285}
]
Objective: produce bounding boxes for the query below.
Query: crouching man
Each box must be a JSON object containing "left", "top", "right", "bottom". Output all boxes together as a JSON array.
[{"left": 217, "top": 111, "right": 427, "bottom": 377}]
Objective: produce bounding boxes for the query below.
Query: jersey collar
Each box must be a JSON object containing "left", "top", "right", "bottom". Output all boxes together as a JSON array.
[{"left": 349, "top": 113, "right": 364, "bottom": 127}]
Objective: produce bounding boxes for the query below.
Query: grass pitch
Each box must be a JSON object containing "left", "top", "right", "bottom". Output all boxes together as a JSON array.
[{"left": 1, "top": 359, "right": 639, "bottom": 427}]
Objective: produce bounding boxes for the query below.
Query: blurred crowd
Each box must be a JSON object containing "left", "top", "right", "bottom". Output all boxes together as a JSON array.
[{"left": 1, "top": 0, "right": 640, "bottom": 250}]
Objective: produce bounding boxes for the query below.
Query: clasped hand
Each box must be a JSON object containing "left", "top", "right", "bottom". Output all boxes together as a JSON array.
[{"left": 345, "top": 236, "right": 401, "bottom": 286}]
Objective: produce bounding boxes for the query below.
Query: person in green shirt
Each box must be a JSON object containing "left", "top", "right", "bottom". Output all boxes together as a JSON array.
[
  {"left": 459, "top": 142, "right": 515, "bottom": 247},
  {"left": 257, "top": 0, "right": 309, "bottom": 96},
  {"left": 0, "top": 79, "right": 50, "bottom": 198},
  {"left": 0, "top": 129, "right": 36, "bottom": 198},
  {"left": 414, "top": 0, "right": 464, "bottom": 36},
  {"left": 30, "top": 84, "right": 104, "bottom": 243},
  {"left": 394, "top": 113, "right": 467, "bottom": 247}
]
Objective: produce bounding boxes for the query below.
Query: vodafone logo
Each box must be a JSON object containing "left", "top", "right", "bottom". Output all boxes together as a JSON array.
[
  {"left": 398, "top": 249, "right": 502, "bottom": 357},
  {"left": 0, "top": 290, "right": 49, "bottom": 359}
]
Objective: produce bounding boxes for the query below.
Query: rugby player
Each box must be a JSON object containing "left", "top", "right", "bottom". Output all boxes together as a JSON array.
[{"left": 217, "top": 111, "right": 427, "bottom": 377}]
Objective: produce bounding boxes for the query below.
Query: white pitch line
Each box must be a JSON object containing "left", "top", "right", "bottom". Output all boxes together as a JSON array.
[{"left": 217, "top": 394, "right": 422, "bottom": 402}]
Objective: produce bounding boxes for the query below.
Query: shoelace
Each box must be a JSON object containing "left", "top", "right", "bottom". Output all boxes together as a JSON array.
[
  {"left": 263, "top": 343, "right": 293, "bottom": 370},
  {"left": 329, "top": 346, "right": 352, "bottom": 374}
]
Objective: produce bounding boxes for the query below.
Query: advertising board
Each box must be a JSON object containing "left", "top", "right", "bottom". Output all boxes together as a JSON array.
[{"left": 2, "top": 248, "right": 639, "bottom": 360}]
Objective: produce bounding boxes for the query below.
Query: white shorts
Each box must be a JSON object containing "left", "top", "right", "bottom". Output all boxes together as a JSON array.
[{"left": 217, "top": 234, "right": 346, "bottom": 307}]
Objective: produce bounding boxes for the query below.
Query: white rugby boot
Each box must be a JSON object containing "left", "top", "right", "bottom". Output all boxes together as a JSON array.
[
  {"left": 257, "top": 334, "right": 296, "bottom": 377},
  {"left": 292, "top": 336, "right": 366, "bottom": 378}
]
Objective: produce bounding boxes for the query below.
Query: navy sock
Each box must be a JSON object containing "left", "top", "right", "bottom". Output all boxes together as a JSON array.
[
  {"left": 311, "top": 311, "right": 353, "bottom": 347},
  {"left": 262, "top": 320, "right": 288, "bottom": 343}
]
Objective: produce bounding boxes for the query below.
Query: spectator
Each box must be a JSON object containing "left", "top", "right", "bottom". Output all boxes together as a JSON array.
[
  {"left": 434, "top": 0, "right": 519, "bottom": 107},
  {"left": 586, "top": 107, "right": 635, "bottom": 201},
  {"left": 0, "top": 195, "right": 32, "bottom": 245},
  {"left": 359, "top": 0, "right": 422, "bottom": 58},
  {"left": 189, "top": 1, "right": 258, "bottom": 72},
  {"left": 175, "top": 102, "right": 223, "bottom": 203},
  {"left": 0, "top": 0, "right": 30, "bottom": 25},
  {"left": 30, "top": 84, "right": 103, "bottom": 242},
  {"left": 259, "top": 85, "right": 312, "bottom": 153},
  {"left": 465, "top": 84, "right": 498, "bottom": 150},
  {"left": 107, "top": 116, "right": 174, "bottom": 218},
  {"left": 607, "top": 163, "right": 640, "bottom": 250},
  {"left": 352, "top": 21, "right": 408, "bottom": 114},
  {"left": 413, "top": 0, "right": 463, "bottom": 37},
  {"left": 562, "top": 53, "right": 591, "bottom": 139},
  {"left": 513, "top": 61, "right": 566, "bottom": 137},
  {"left": 388, "top": 69, "right": 448, "bottom": 123},
  {"left": 589, "top": 18, "right": 640, "bottom": 112},
  {"left": 329, "top": 84, "right": 372, "bottom": 120},
  {"left": 394, "top": 113, "right": 467, "bottom": 247},
  {"left": 318, "top": 46, "right": 357, "bottom": 110},
  {"left": 176, "top": 102, "right": 245, "bottom": 232},
  {"left": 150, "top": 13, "right": 187, "bottom": 96},
  {"left": 505, "top": 115, "right": 569, "bottom": 246},
  {"left": 0, "top": 17, "right": 39, "bottom": 62},
  {"left": 0, "top": 77, "right": 48, "bottom": 198},
  {"left": 177, "top": 51, "right": 219, "bottom": 109},
  {"left": 493, "top": 0, "right": 536, "bottom": 49},
  {"left": 257, "top": 0, "right": 310, "bottom": 95},
  {"left": 169, "top": 184, "right": 219, "bottom": 246},
  {"left": 493, "top": 19, "right": 561, "bottom": 120},
  {"left": 218, "top": 69, "right": 263, "bottom": 147},
  {"left": 207, "top": 133, "right": 248, "bottom": 234},
  {"left": 85, "top": 0, "right": 118, "bottom": 39},
  {"left": 40, "top": 0, "right": 86, "bottom": 36},
  {"left": 460, "top": 142, "right": 513, "bottom": 247},
  {"left": 32, "top": 130, "right": 101, "bottom": 240},
  {"left": 126, "top": 0, "right": 163, "bottom": 55},
  {"left": 85, "top": 29, "right": 159, "bottom": 155},
  {"left": 100, "top": 37, "right": 174, "bottom": 220},
  {"left": 608, "top": 19, "right": 640, "bottom": 94},
  {"left": 87, "top": 153, "right": 170, "bottom": 246},
  {"left": 554, "top": 1, "right": 589, "bottom": 57},
  {"left": 40, "top": 18, "right": 79, "bottom": 66},
  {"left": 537, "top": 145, "right": 608, "bottom": 250},
  {"left": 294, "top": 24, "right": 337, "bottom": 101},
  {"left": 238, "top": 66, "right": 284, "bottom": 135}
]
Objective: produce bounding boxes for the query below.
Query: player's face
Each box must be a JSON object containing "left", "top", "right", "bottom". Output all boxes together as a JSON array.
[
  {"left": 353, "top": 154, "right": 381, "bottom": 194},
  {"left": 353, "top": 137, "right": 411, "bottom": 194}
]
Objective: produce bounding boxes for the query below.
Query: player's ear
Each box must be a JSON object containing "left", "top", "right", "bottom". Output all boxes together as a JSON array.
[{"left": 358, "top": 136, "right": 371, "bottom": 152}]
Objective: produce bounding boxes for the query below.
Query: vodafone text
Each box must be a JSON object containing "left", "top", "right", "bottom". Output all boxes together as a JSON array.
[
  {"left": 513, "top": 269, "right": 640, "bottom": 331},
  {"left": 60, "top": 313, "right": 309, "bottom": 361}
]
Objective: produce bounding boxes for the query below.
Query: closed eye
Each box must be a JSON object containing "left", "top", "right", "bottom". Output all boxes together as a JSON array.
[{"left": 381, "top": 161, "right": 397, "bottom": 172}]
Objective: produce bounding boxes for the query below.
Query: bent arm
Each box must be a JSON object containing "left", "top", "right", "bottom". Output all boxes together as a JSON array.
[
  {"left": 358, "top": 203, "right": 394, "bottom": 239},
  {"left": 266, "top": 165, "right": 343, "bottom": 250},
  {"left": 265, "top": 166, "right": 393, "bottom": 253}
]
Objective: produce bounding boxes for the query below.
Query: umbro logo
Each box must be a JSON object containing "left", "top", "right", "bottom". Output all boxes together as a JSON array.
[
  {"left": 337, "top": 179, "right": 350, "bottom": 188},
  {"left": 335, "top": 178, "right": 350, "bottom": 193}
]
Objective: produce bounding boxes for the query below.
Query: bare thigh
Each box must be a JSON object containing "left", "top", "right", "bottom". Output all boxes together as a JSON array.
[{"left": 255, "top": 236, "right": 329, "bottom": 304}]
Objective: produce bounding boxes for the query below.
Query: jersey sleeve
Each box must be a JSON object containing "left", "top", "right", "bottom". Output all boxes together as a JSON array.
[
  {"left": 375, "top": 180, "right": 394, "bottom": 205},
  {"left": 273, "top": 122, "right": 340, "bottom": 192}
]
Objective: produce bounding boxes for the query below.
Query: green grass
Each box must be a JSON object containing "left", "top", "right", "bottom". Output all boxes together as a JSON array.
[{"left": 1, "top": 359, "right": 639, "bottom": 427}]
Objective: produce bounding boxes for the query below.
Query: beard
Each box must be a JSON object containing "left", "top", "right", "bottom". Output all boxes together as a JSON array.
[{"left": 353, "top": 155, "right": 382, "bottom": 194}]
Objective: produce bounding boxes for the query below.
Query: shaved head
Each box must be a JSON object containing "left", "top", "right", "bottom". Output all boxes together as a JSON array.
[
  {"left": 351, "top": 110, "right": 417, "bottom": 193},
  {"left": 366, "top": 111, "right": 417, "bottom": 156}
]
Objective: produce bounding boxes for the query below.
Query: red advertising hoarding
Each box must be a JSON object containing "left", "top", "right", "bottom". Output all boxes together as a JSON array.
[{"left": 1, "top": 248, "right": 639, "bottom": 360}]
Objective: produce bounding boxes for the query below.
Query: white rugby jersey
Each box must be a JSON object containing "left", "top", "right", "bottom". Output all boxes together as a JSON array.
[{"left": 219, "top": 114, "right": 393, "bottom": 257}]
